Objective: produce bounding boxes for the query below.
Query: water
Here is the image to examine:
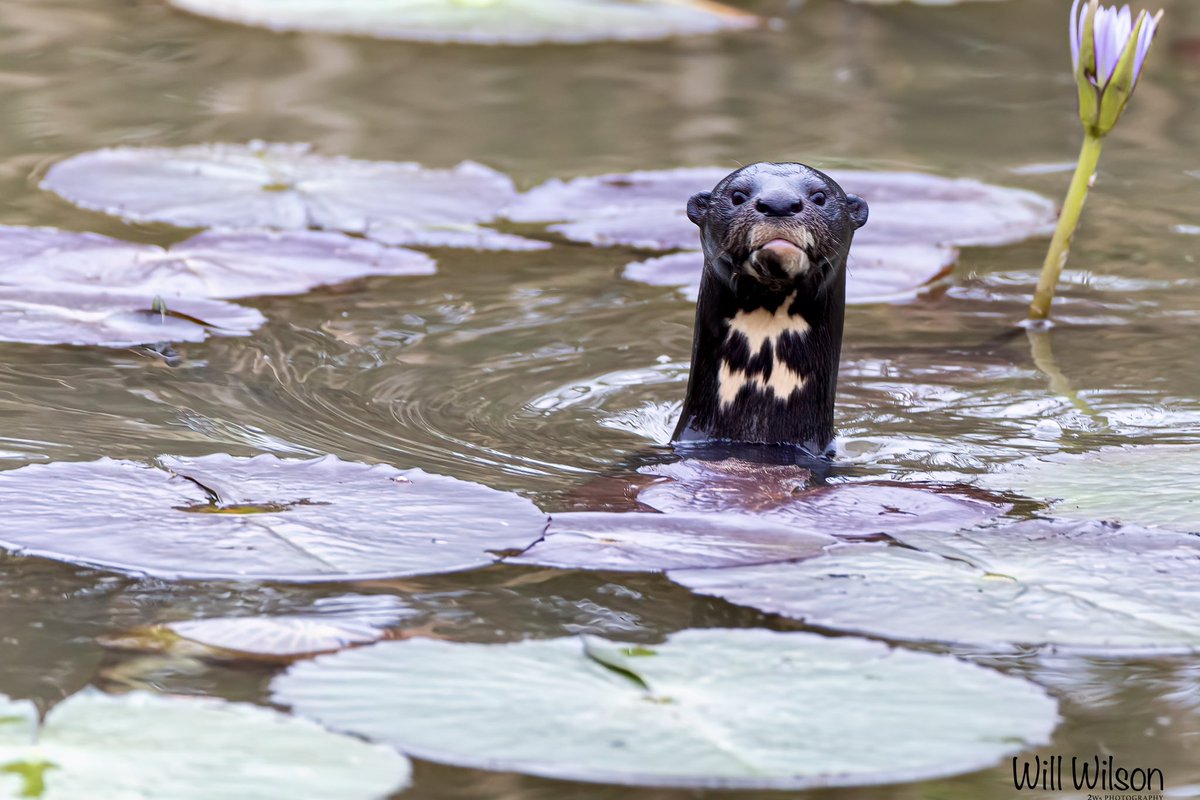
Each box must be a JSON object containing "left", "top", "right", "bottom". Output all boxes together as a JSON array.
[{"left": 1, "top": 0, "right": 1198, "bottom": 795}]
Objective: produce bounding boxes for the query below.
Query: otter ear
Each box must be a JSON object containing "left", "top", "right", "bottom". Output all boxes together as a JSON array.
[
  {"left": 845, "top": 194, "right": 869, "bottom": 229},
  {"left": 686, "top": 191, "right": 712, "bottom": 226}
]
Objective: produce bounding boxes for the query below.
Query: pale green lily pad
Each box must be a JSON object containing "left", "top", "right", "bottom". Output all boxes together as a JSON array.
[
  {"left": 0, "top": 689, "right": 409, "bottom": 798},
  {"left": 0, "top": 287, "right": 263, "bottom": 347},
  {"left": 271, "top": 628, "right": 1058, "bottom": 789},
  {"left": 41, "top": 142, "right": 546, "bottom": 250},
  {"left": 0, "top": 226, "right": 435, "bottom": 300},
  {"left": 984, "top": 446, "right": 1200, "bottom": 532},
  {"left": 671, "top": 520, "right": 1200, "bottom": 655},
  {"left": 166, "top": 0, "right": 758, "bottom": 45},
  {"left": 0, "top": 454, "right": 547, "bottom": 581}
]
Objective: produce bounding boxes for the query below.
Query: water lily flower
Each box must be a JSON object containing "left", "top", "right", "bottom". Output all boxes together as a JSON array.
[
  {"left": 1070, "top": 0, "right": 1162, "bottom": 137},
  {"left": 1028, "top": 0, "right": 1163, "bottom": 322}
]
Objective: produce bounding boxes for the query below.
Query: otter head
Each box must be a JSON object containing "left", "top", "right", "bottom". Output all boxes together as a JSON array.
[
  {"left": 673, "top": 162, "right": 868, "bottom": 457},
  {"left": 686, "top": 162, "right": 868, "bottom": 299}
]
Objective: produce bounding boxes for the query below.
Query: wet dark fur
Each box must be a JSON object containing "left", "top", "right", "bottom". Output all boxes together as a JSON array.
[{"left": 672, "top": 162, "right": 868, "bottom": 456}]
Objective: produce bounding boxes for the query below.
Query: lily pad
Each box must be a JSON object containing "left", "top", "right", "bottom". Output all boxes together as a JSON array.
[
  {"left": 671, "top": 520, "right": 1200, "bottom": 655},
  {"left": 0, "top": 454, "right": 547, "bottom": 581},
  {"left": 271, "top": 628, "right": 1058, "bottom": 789},
  {"left": 105, "top": 595, "right": 413, "bottom": 661},
  {"left": 505, "top": 167, "right": 1056, "bottom": 249},
  {"left": 985, "top": 446, "right": 1200, "bottom": 532},
  {"left": 165, "top": 0, "right": 758, "bottom": 45},
  {"left": 41, "top": 142, "right": 546, "bottom": 250},
  {"left": 0, "top": 688, "right": 410, "bottom": 798},
  {"left": 636, "top": 459, "right": 1006, "bottom": 536},
  {"left": 0, "top": 287, "right": 263, "bottom": 347},
  {"left": 0, "top": 226, "right": 435, "bottom": 300},
  {"left": 625, "top": 242, "right": 959, "bottom": 302},
  {"left": 509, "top": 511, "right": 835, "bottom": 571}
]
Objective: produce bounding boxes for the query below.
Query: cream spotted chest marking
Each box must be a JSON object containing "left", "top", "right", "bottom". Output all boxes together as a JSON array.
[
  {"left": 672, "top": 162, "right": 869, "bottom": 455},
  {"left": 717, "top": 293, "right": 811, "bottom": 407}
]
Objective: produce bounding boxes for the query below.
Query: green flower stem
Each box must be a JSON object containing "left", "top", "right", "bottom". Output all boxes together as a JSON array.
[{"left": 1028, "top": 132, "right": 1105, "bottom": 321}]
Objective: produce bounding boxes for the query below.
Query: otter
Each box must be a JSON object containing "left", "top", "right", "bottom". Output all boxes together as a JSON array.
[{"left": 672, "top": 162, "right": 869, "bottom": 457}]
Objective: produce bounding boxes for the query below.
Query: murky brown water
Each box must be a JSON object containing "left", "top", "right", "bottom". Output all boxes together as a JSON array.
[{"left": 1, "top": 0, "right": 1198, "bottom": 796}]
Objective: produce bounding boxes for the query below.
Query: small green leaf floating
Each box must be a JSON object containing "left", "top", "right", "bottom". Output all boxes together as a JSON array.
[
  {"left": 0, "top": 761, "right": 55, "bottom": 799},
  {"left": 670, "top": 520, "right": 1200, "bottom": 656},
  {"left": 984, "top": 445, "right": 1200, "bottom": 532},
  {"left": 0, "top": 690, "right": 409, "bottom": 799},
  {"left": 271, "top": 628, "right": 1059, "bottom": 789},
  {"left": 0, "top": 454, "right": 548, "bottom": 581}
]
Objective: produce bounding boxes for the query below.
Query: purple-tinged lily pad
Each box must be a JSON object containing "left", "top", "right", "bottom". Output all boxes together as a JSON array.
[
  {"left": 509, "top": 511, "right": 834, "bottom": 572},
  {"left": 0, "top": 226, "right": 435, "bottom": 300},
  {"left": 0, "top": 454, "right": 548, "bottom": 581},
  {"left": 165, "top": 0, "right": 758, "bottom": 45},
  {"left": 41, "top": 142, "right": 543, "bottom": 250},
  {"left": 636, "top": 459, "right": 1005, "bottom": 536},
  {"left": 505, "top": 167, "right": 1056, "bottom": 250},
  {"left": 104, "top": 595, "right": 413, "bottom": 661},
  {"left": 625, "top": 242, "right": 959, "bottom": 303},
  {"left": 671, "top": 520, "right": 1200, "bottom": 655},
  {"left": 0, "top": 287, "right": 263, "bottom": 347},
  {"left": 271, "top": 628, "right": 1058, "bottom": 789}
]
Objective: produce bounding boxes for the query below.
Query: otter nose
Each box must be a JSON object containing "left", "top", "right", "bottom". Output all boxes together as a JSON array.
[{"left": 754, "top": 192, "right": 804, "bottom": 217}]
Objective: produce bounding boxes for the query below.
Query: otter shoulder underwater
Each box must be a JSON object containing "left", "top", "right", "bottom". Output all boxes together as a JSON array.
[{"left": 672, "top": 162, "right": 868, "bottom": 459}]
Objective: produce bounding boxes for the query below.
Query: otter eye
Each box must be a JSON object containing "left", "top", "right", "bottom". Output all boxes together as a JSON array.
[
  {"left": 731, "top": 190, "right": 749, "bottom": 206},
  {"left": 811, "top": 191, "right": 827, "bottom": 206}
]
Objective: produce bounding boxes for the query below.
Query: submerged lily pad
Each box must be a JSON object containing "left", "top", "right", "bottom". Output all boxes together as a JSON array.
[
  {"left": 0, "top": 454, "right": 547, "bottom": 581},
  {"left": 0, "top": 287, "right": 263, "bottom": 347},
  {"left": 986, "top": 446, "right": 1200, "bottom": 532},
  {"left": 106, "top": 595, "right": 413, "bottom": 661},
  {"left": 636, "top": 459, "right": 1005, "bottom": 536},
  {"left": 0, "top": 689, "right": 410, "bottom": 798},
  {"left": 41, "top": 142, "right": 545, "bottom": 250},
  {"left": 271, "top": 628, "right": 1058, "bottom": 789},
  {"left": 671, "top": 520, "right": 1200, "bottom": 655},
  {"left": 166, "top": 0, "right": 758, "bottom": 45},
  {"left": 509, "top": 511, "right": 835, "bottom": 571},
  {"left": 0, "top": 226, "right": 435, "bottom": 300},
  {"left": 625, "top": 242, "right": 959, "bottom": 302}
]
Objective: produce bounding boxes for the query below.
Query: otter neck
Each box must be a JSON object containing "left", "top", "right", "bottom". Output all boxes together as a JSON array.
[{"left": 672, "top": 268, "right": 845, "bottom": 455}]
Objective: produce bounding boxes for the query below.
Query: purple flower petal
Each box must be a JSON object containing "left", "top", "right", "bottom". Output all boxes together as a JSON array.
[
  {"left": 1133, "top": 11, "right": 1158, "bottom": 78},
  {"left": 1070, "top": 0, "right": 1082, "bottom": 71}
]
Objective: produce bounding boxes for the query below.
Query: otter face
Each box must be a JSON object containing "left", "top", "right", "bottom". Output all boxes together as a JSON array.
[{"left": 686, "top": 162, "right": 868, "bottom": 295}]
